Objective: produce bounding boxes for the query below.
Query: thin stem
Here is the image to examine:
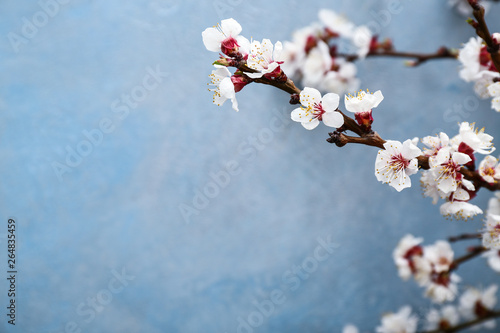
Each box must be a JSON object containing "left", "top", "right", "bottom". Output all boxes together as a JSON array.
[
  {"left": 450, "top": 246, "right": 487, "bottom": 271},
  {"left": 448, "top": 233, "right": 481, "bottom": 242},
  {"left": 421, "top": 310, "right": 500, "bottom": 333},
  {"left": 339, "top": 47, "right": 457, "bottom": 66},
  {"left": 468, "top": 1, "right": 500, "bottom": 72}
]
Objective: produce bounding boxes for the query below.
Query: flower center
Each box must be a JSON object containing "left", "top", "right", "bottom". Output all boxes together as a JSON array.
[
  {"left": 389, "top": 154, "right": 409, "bottom": 172},
  {"left": 302, "top": 102, "right": 326, "bottom": 121},
  {"left": 480, "top": 46, "right": 498, "bottom": 72}
]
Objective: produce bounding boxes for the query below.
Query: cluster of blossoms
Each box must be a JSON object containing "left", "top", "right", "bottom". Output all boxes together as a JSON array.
[
  {"left": 420, "top": 123, "right": 495, "bottom": 219},
  {"left": 203, "top": 6, "right": 500, "bottom": 330},
  {"left": 343, "top": 283, "right": 497, "bottom": 332},
  {"left": 458, "top": 32, "right": 500, "bottom": 111},
  {"left": 202, "top": 18, "right": 286, "bottom": 111},
  {"left": 280, "top": 9, "right": 383, "bottom": 95},
  {"left": 394, "top": 235, "right": 460, "bottom": 303}
]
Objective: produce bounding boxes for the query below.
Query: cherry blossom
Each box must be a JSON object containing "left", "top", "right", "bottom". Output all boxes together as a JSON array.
[
  {"left": 429, "top": 148, "right": 471, "bottom": 194},
  {"left": 478, "top": 155, "right": 500, "bottom": 183},
  {"left": 352, "top": 26, "right": 373, "bottom": 59},
  {"left": 440, "top": 201, "right": 483, "bottom": 220},
  {"left": 376, "top": 306, "right": 417, "bottom": 333},
  {"left": 483, "top": 249, "right": 500, "bottom": 272},
  {"left": 342, "top": 324, "right": 359, "bottom": 333},
  {"left": 375, "top": 140, "right": 422, "bottom": 192},
  {"left": 202, "top": 18, "right": 250, "bottom": 57},
  {"left": 424, "top": 241, "right": 454, "bottom": 274},
  {"left": 207, "top": 65, "right": 238, "bottom": 111},
  {"left": 454, "top": 122, "right": 495, "bottom": 155},
  {"left": 318, "top": 9, "right": 355, "bottom": 38},
  {"left": 393, "top": 234, "right": 425, "bottom": 281},
  {"left": 245, "top": 39, "right": 284, "bottom": 79},
  {"left": 458, "top": 37, "right": 500, "bottom": 83},
  {"left": 424, "top": 305, "right": 460, "bottom": 330},
  {"left": 459, "top": 285, "right": 498, "bottom": 330},
  {"left": 425, "top": 272, "right": 461, "bottom": 303},
  {"left": 345, "top": 90, "right": 384, "bottom": 113},
  {"left": 482, "top": 213, "right": 500, "bottom": 249},
  {"left": 488, "top": 81, "right": 500, "bottom": 112},
  {"left": 291, "top": 87, "right": 343, "bottom": 130}
]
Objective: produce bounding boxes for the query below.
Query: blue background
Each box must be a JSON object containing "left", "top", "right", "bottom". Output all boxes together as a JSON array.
[{"left": 0, "top": 0, "right": 499, "bottom": 332}]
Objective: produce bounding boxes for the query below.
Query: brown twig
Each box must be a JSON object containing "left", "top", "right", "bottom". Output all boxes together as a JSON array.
[
  {"left": 421, "top": 309, "right": 500, "bottom": 333},
  {"left": 467, "top": 0, "right": 500, "bottom": 73},
  {"left": 450, "top": 246, "right": 487, "bottom": 271},
  {"left": 339, "top": 47, "right": 458, "bottom": 66},
  {"left": 448, "top": 233, "right": 481, "bottom": 242}
]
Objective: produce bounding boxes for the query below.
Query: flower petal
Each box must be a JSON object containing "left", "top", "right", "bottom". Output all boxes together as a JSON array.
[
  {"left": 300, "top": 87, "right": 322, "bottom": 108},
  {"left": 322, "top": 111, "right": 344, "bottom": 128},
  {"left": 321, "top": 93, "right": 340, "bottom": 112},
  {"left": 301, "top": 118, "right": 320, "bottom": 130},
  {"left": 220, "top": 18, "right": 242, "bottom": 37}
]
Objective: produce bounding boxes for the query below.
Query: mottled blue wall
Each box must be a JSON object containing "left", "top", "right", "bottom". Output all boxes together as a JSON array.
[{"left": 0, "top": 0, "right": 499, "bottom": 332}]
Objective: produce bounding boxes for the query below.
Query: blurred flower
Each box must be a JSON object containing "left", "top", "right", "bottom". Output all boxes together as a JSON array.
[
  {"left": 459, "top": 285, "right": 498, "bottom": 330},
  {"left": 425, "top": 305, "right": 460, "bottom": 330},
  {"left": 393, "top": 234, "right": 424, "bottom": 281},
  {"left": 376, "top": 306, "right": 418, "bottom": 333},
  {"left": 342, "top": 324, "right": 359, "bottom": 333},
  {"left": 483, "top": 249, "right": 500, "bottom": 272},
  {"left": 487, "top": 82, "right": 500, "bottom": 112}
]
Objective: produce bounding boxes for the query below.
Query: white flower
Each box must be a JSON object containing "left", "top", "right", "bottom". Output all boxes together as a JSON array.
[
  {"left": 456, "top": 122, "right": 495, "bottom": 155},
  {"left": 424, "top": 241, "right": 454, "bottom": 273},
  {"left": 440, "top": 201, "right": 483, "bottom": 220},
  {"left": 488, "top": 193, "right": 500, "bottom": 216},
  {"left": 302, "top": 40, "right": 332, "bottom": 87},
  {"left": 425, "top": 273, "right": 461, "bottom": 303},
  {"left": 345, "top": 90, "right": 384, "bottom": 113},
  {"left": 291, "top": 87, "right": 343, "bottom": 130},
  {"left": 319, "top": 60, "right": 360, "bottom": 95},
  {"left": 352, "top": 25, "right": 372, "bottom": 59},
  {"left": 488, "top": 82, "right": 500, "bottom": 112},
  {"left": 459, "top": 285, "right": 498, "bottom": 330},
  {"left": 202, "top": 18, "right": 250, "bottom": 56},
  {"left": 482, "top": 213, "right": 500, "bottom": 249},
  {"left": 429, "top": 148, "right": 471, "bottom": 194},
  {"left": 207, "top": 65, "right": 238, "bottom": 111},
  {"left": 318, "top": 9, "right": 355, "bottom": 38},
  {"left": 393, "top": 235, "right": 424, "bottom": 281},
  {"left": 420, "top": 170, "right": 447, "bottom": 205},
  {"left": 375, "top": 140, "right": 422, "bottom": 192},
  {"left": 425, "top": 305, "right": 460, "bottom": 330},
  {"left": 483, "top": 249, "right": 500, "bottom": 272},
  {"left": 479, "top": 155, "right": 500, "bottom": 183},
  {"left": 342, "top": 324, "right": 359, "bottom": 333},
  {"left": 422, "top": 132, "right": 450, "bottom": 162},
  {"left": 458, "top": 37, "right": 499, "bottom": 82},
  {"left": 376, "top": 306, "right": 418, "bottom": 333},
  {"left": 245, "top": 39, "right": 283, "bottom": 79}
]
